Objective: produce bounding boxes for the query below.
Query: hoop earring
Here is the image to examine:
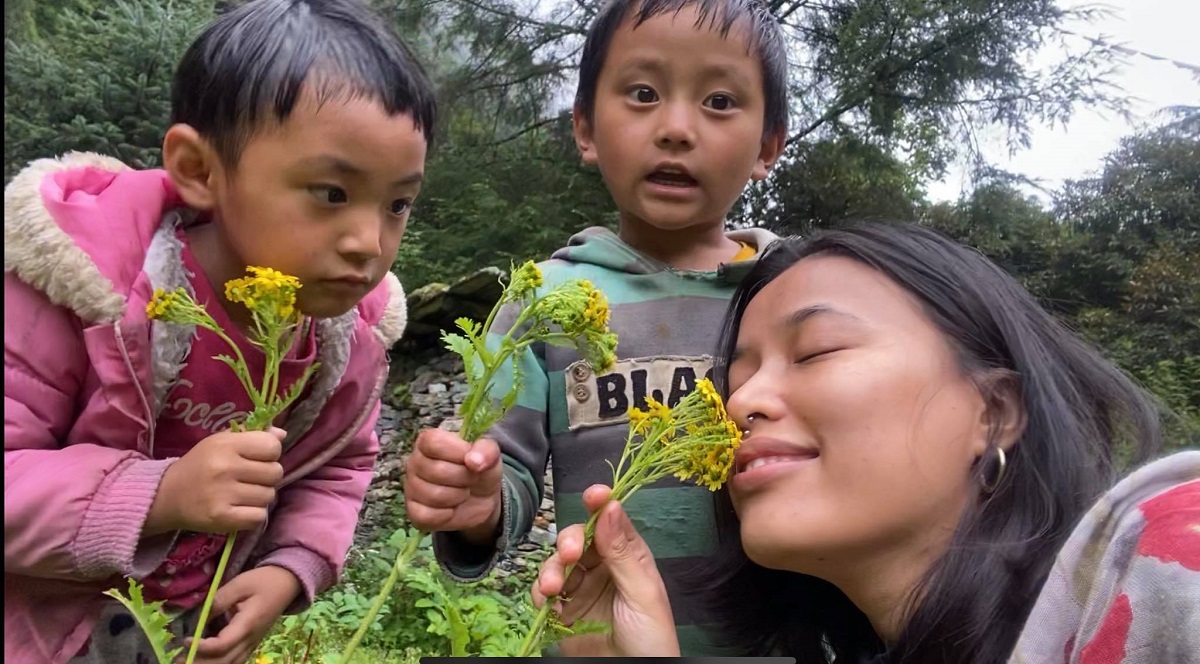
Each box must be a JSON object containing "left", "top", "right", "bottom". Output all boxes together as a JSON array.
[{"left": 980, "top": 447, "right": 1007, "bottom": 494}]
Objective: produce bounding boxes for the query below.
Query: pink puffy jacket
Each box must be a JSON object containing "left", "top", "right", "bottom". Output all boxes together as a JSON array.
[{"left": 4, "top": 153, "right": 407, "bottom": 663}]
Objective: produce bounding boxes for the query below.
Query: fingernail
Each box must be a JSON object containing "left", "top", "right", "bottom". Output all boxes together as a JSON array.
[{"left": 467, "top": 452, "right": 481, "bottom": 466}]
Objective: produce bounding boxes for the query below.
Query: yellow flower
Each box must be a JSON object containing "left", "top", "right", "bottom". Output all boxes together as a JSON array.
[
  {"left": 145, "top": 288, "right": 179, "bottom": 320},
  {"left": 224, "top": 266, "right": 303, "bottom": 324},
  {"left": 628, "top": 406, "right": 653, "bottom": 435},
  {"left": 644, "top": 395, "right": 672, "bottom": 423},
  {"left": 507, "top": 261, "right": 544, "bottom": 302},
  {"left": 582, "top": 287, "right": 610, "bottom": 331}
]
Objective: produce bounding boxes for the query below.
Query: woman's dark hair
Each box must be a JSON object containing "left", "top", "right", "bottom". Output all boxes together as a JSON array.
[
  {"left": 171, "top": 0, "right": 437, "bottom": 168},
  {"left": 696, "top": 222, "right": 1162, "bottom": 663}
]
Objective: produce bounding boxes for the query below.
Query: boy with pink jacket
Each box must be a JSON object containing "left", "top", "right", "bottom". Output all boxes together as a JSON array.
[{"left": 3, "top": 1, "right": 436, "bottom": 661}]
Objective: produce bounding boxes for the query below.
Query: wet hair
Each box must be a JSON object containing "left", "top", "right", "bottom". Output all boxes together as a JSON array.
[
  {"left": 574, "top": 0, "right": 788, "bottom": 138},
  {"left": 697, "top": 222, "right": 1162, "bottom": 662},
  {"left": 170, "top": 0, "right": 437, "bottom": 167}
]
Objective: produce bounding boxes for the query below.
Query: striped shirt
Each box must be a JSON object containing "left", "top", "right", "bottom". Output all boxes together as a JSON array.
[{"left": 434, "top": 225, "right": 778, "bottom": 655}]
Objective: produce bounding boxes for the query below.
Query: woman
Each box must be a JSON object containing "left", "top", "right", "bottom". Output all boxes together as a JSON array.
[{"left": 534, "top": 223, "right": 1200, "bottom": 663}]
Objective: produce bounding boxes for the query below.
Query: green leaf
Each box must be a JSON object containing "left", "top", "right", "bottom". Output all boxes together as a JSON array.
[
  {"left": 455, "top": 317, "right": 481, "bottom": 338},
  {"left": 441, "top": 332, "right": 475, "bottom": 362},
  {"left": 102, "top": 578, "right": 183, "bottom": 664}
]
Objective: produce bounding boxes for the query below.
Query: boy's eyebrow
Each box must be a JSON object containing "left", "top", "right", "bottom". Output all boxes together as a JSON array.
[
  {"left": 697, "top": 63, "right": 753, "bottom": 88},
  {"left": 295, "top": 155, "right": 424, "bottom": 186},
  {"left": 617, "top": 56, "right": 667, "bottom": 76}
]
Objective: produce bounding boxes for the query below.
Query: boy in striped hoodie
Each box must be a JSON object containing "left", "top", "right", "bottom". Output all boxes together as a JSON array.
[{"left": 404, "top": 0, "right": 787, "bottom": 653}]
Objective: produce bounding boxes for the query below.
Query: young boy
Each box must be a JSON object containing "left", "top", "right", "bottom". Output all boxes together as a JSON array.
[
  {"left": 404, "top": 0, "right": 787, "bottom": 654},
  {"left": 4, "top": 1, "right": 435, "bottom": 662}
]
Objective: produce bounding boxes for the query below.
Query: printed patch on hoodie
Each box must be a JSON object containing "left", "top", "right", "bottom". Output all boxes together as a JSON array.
[{"left": 564, "top": 355, "right": 714, "bottom": 431}]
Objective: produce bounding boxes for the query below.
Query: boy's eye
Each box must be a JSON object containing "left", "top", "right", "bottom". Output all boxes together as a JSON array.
[
  {"left": 630, "top": 86, "right": 659, "bottom": 104},
  {"left": 309, "top": 185, "right": 348, "bottom": 204},
  {"left": 389, "top": 199, "right": 412, "bottom": 216},
  {"left": 705, "top": 94, "right": 735, "bottom": 111}
]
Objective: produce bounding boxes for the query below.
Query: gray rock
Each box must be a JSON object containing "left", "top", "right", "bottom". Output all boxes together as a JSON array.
[{"left": 528, "top": 528, "right": 556, "bottom": 547}]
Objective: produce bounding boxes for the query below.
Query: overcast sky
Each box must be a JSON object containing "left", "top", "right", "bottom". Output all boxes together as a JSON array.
[{"left": 926, "top": 0, "right": 1200, "bottom": 203}]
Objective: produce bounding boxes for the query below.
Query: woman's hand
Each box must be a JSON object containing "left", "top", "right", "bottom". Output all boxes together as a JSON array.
[{"left": 532, "top": 484, "right": 680, "bottom": 657}]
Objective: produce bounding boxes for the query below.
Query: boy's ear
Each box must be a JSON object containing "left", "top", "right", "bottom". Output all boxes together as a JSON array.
[
  {"left": 572, "top": 105, "right": 600, "bottom": 166},
  {"left": 750, "top": 128, "right": 786, "bottom": 181},
  {"left": 162, "top": 124, "right": 221, "bottom": 211}
]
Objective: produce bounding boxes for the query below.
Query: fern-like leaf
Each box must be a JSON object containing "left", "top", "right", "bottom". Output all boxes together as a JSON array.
[{"left": 103, "top": 578, "right": 183, "bottom": 664}]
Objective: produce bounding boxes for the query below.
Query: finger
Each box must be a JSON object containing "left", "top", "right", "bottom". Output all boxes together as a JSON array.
[
  {"left": 410, "top": 456, "right": 475, "bottom": 488},
  {"left": 561, "top": 562, "right": 589, "bottom": 601},
  {"left": 555, "top": 523, "right": 587, "bottom": 568},
  {"left": 224, "top": 505, "right": 269, "bottom": 531},
  {"left": 464, "top": 438, "right": 501, "bottom": 473},
  {"left": 236, "top": 432, "right": 282, "bottom": 462},
  {"left": 415, "top": 428, "right": 471, "bottom": 463},
  {"left": 237, "top": 460, "right": 285, "bottom": 487},
  {"left": 194, "top": 608, "right": 253, "bottom": 657},
  {"left": 582, "top": 484, "right": 613, "bottom": 514},
  {"left": 267, "top": 427, "right": 288, "bottom": 441},
  {"left": 404, "top": 501, "right": 455, "bottom": 530},
  {"left": 404, "top": 475, "right": 470, "bottom": 509},
  {"left": 208, "top": 576, "right": 252, "bottom": 619},
  {"left": 536, "top": 551, "right": 569, "bottom": 599},
  {"left": 594, "top": 501, "right": 663, "bottom": 599},
  {"left": 231, "top": 483, "right": 276, "bottom": 509}
]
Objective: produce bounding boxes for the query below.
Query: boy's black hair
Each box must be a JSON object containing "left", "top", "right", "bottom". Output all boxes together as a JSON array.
[
  {"left": 574, "top": 0, "right": 788, "bottom": 138},
  {"left": 170, "top": 0, "right": 437, "bottom": 167}
]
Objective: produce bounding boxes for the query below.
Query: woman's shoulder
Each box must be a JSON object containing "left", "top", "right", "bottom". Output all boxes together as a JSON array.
[{"left": 1011, "top": 451, "right": 1200, "bottom": 663}]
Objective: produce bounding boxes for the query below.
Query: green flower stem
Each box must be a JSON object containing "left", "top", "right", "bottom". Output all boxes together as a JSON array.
[
  {"left": 336, "top": 532, "right": 423, "bottom": 664},
  {"left": 184, "top": 533, "right": 237, "bottom": 664}
]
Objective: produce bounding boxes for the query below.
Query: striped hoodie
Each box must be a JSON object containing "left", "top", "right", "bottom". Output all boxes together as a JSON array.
[{"left": 433, "top": 225, "right": 778, "bottom": 655}]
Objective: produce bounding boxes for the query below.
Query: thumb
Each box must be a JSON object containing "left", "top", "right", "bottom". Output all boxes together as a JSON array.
[
  {"left": 594, "top": 501, "right": 661, "bottom": 597},
  {"left": 209, "top": 573, "right": 253, "bottom": 618},
  {"left": 267, "top": 427, "right": 288, "bottom": 441},
  {"left": 464, "top": 438, "right": 501, "bottom": 474}
]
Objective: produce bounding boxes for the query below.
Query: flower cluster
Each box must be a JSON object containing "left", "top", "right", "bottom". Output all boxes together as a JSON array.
[
  {"left": 529, "top": 277, "right": 617, "bottom": 374},
  {"left": 504, "top": 260, "right": 545, "bottom": 302},
  {"left": 224, "top": 266, "right": 303, "bottom": 324},
  {"left": 609, "top": 377, "right": 741, "bottom": 501},
  {"left": 440, "top": 262, "right": 618, "bottom": 442}
]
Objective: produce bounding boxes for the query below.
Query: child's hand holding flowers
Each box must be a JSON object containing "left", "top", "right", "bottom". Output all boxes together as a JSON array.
[
  {"left": 108, "top": 267, "right": 316, "bottom": 664},
  {"left": 341, "top": 261, "right": 620, "bottom": 662}
]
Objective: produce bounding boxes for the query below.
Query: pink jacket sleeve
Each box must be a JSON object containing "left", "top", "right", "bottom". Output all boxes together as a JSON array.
[
  {"left": 252, "top": 399, "right": 381, "bottom": 611},
  {"left": 4, "top": 273, "right": 175, "bottom": 581}
]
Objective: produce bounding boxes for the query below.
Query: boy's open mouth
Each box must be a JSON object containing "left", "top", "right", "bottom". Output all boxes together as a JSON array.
[{"left": 646, "top": 170, "right": 698, "bottom": 187}]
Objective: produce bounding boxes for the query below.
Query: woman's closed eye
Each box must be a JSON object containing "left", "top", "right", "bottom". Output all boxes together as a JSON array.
[{"left": 795, "top": 347, "right": 844, "bottom": 365}]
